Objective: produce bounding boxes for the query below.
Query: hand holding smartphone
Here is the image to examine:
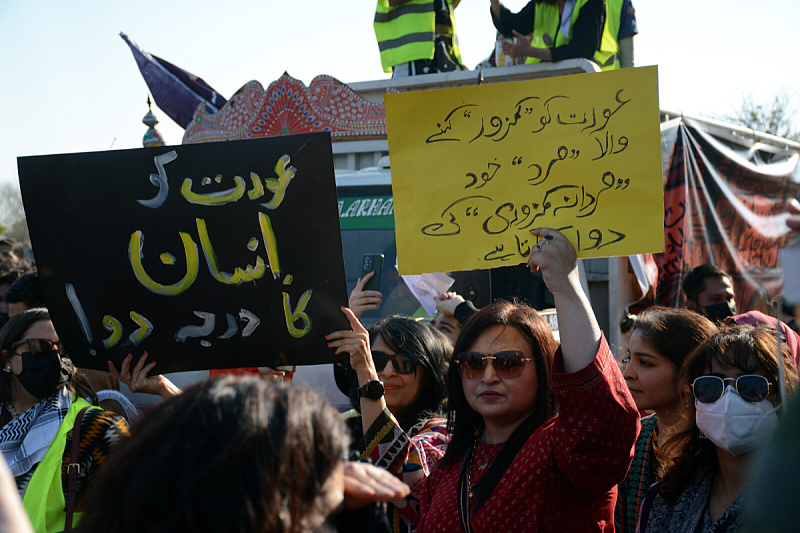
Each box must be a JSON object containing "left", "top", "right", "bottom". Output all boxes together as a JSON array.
[{"left": 360, "top": 254, "right": 384, "bottom": 292}]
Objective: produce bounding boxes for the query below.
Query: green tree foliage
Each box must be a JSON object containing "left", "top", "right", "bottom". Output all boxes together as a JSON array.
[
  {"left": 0, "top": 183, "right": 30, "bottom": 242},
  {"left": 726, "top": 89, "right": 800, "bottom": 142}
]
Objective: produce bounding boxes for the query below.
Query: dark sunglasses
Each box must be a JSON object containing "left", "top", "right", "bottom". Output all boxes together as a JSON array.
[
  {"left": 692, "top": 375, "right": 771, "bottom": 404},
  {"left": 371, "top": 350, "right": 419, "bottom": 375},
  {"left": 10, "top": 338, "right": 63, "bottom": 357},
  {"left": 454, "top": 351, "right": 534, "bottom": 379}
]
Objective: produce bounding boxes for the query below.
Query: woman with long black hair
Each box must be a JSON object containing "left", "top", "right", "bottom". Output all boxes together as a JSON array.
[{"left": 329, "top": 314, "right": 451, "bottom": 532}]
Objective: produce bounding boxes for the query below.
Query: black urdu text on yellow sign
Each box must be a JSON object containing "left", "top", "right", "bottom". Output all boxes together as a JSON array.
[{"left": 385, "top": 66, "right": 664, "bottom": 275}]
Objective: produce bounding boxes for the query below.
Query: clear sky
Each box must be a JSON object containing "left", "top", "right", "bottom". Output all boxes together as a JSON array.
[{"left": 2, "top": 0, "right": 799, "bottom": 191}]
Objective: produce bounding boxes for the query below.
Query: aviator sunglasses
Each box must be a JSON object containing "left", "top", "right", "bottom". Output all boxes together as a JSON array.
[
  {"left": 371, "top": 350, "right": 419, "bottom": 375},
  {"left": 692, "top": 374, "right": 771, "bottom": 404},
  {"left": 10, "top": 338, "right": 63, "bottom": 357},
  {"left": 454, "top": 351, "right": 534, "bottom": 379}
]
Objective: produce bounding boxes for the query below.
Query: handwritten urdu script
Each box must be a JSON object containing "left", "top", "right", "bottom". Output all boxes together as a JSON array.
[{"left": 386, "top": 66, "right": 664, "bottom": 275}]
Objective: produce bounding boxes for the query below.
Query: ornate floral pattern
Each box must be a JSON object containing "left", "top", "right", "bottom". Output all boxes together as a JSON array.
[{"left": 183, "top": 73, "right": 389, "bottom": 144}]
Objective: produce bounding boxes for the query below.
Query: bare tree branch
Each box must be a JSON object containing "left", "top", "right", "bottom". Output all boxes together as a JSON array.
[{"left": 725, "top": 88, "right": 800, "bottom": 142}]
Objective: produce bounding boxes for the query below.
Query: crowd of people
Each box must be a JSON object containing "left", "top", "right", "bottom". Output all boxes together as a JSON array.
[
  {"left": 1, "top": 17, "right": 799, "bottom": 527},
  {"left": 1, "top": 211, "right": 798, "bottom": 533}
]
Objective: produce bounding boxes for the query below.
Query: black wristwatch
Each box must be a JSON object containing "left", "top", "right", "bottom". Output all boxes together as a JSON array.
[{"left": 357, "top": 380, "right": 385, "bottom": 400}]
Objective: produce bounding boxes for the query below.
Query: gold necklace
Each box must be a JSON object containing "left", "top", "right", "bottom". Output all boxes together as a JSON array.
[
  {"left": 477, "top": 453, "right": 495, "bottom": 471},
  {"left": 468, "top": 437, "right": 502, "bottom": 498}
]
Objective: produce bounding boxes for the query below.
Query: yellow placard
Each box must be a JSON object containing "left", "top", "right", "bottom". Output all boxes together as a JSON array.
[{"left": 386, "top": 66, "right": 664, "bottom": 275}]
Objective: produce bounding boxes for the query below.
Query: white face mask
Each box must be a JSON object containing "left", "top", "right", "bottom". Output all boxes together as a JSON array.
[{"left": 695, "top": 385, "right": 779, "bottom": 457}]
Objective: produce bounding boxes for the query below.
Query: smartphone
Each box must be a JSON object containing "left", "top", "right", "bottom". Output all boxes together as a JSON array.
[{"left": 360, "top": 253, "right": 384, "bottom": 292}]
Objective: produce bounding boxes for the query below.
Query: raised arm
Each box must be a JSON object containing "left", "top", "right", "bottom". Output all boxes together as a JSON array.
[
  {"left": 527, "top": 228, "right": 601, "bottom": 372},
  {"left": 490, "top": 0, "right": 502, "bottom": 19},
  {"left": 528, "top": 228, "right": 639, "bottom": 494},
  {"left": 490, "top": 0, "right": 536, "bottom": 37},
  {"left": 327, "top": 307, "right": 386, "bottom": 432},
  {"left": 327, "top": 309, "right": 450, "bottom": 528}
]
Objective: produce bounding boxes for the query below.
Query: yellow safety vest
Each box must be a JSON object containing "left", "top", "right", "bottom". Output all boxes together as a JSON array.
[
  {"left": 374, "top": 0, "right": 462, "bottom": 73},
  {"left": 22, "top": 397, "right": 94, "bottom": 533},
  {"left": 525, "top": 0, "right": 617, "bottom": 70},
  {"left": 599, "top": 0, "right": 623, "bottom": 70}
]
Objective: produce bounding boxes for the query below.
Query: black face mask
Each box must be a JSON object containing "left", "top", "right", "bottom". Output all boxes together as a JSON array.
[
  {"left": 15, "top": 350, "right": 72, "bottom": 400},
  {"left": 703, "top": 301, "right": 737, "bottom": 323}
]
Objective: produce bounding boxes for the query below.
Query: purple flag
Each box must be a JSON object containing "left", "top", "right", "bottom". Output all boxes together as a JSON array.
[{"left": 120, "top": 32, "right": 227, "bottom": 129}]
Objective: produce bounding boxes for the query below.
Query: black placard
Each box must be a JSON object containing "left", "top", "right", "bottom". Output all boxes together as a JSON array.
[{"left": 17, "top": 133, "right": 349, "bottom": 373}]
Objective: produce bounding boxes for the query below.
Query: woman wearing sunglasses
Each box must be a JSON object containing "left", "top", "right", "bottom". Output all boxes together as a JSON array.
[
  {"left": 639, "top": 325, "right": 798, "bottom": 533},
  {"left": 0, "top": 308, "right": 127, "bottom": 532},
  {"left": 417, "top": 228, "right": 640, "bottom": 531},
  {"left": 328, "top": 313, "right": 451, "bottom": 532},
  {"left": 616, "top": 307, "right": 717, "bottom": 533}
]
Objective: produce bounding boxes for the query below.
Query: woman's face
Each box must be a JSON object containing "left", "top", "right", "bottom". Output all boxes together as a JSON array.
[
  {"left": 707, "top": 353, "right": 778, "bottom": 406},
  {"left": 432, "top": 314, "right": 460, "bottom": 344},
  {"left": 623, "top": 330, "right": 680, "bottom": 413},
  {"left": 372, "top": 335, "right": 422, "bottom": 414},
  {"left": 5, "top": 319, "right": 59, "bottom": 377},
  {"left": 461, "top": 325, "right": 538, "bottom": 433}
]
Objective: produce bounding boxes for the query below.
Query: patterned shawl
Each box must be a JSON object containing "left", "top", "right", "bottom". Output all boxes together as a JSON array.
[{"left": 0, "top": 387, "right": 72, "bottom": 479}]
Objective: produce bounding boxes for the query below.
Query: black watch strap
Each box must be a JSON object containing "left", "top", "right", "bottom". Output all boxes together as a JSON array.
[{"left": 357, "top": 380, "right": 385, "bottom": 400}]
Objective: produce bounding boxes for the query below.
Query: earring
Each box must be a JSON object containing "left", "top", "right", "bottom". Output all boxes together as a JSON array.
[{"left": 3, "top": 367, "right": 10, "bottom": 373}]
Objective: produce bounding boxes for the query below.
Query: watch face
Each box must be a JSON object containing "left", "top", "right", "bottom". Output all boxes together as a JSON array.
[{"left": 361, "top": 380, "right": 384, "bottom": 399}]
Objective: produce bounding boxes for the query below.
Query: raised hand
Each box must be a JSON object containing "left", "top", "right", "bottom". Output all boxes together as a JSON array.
[
  {"left": 326, "top": 307, "right": 376, "bottom": 378},
  {"left": 342, "top": 460, "right": 410, "bottom": 510},
  {"left": 108, "top": 351, "right": 181, "bottom": 399},
  {"left": 349, "top": 272, "right": 383, "bottom": 319},
  {"left": 503, "top": 30, "right": 534, "bottom": 59},
  {"left": 434, "top": 292, "right": 465, "bottom": 317}
]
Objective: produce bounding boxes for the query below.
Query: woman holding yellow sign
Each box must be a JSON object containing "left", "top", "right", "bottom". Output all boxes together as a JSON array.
[{"left": 416, "top": 227, "right": 639, "bottom": 531}]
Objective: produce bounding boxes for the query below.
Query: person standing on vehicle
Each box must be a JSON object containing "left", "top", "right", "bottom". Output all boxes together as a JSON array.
[
  {"left": 490, "top": 0, "right": 611, "bottom": 69},
  {"left": 595, "top": 0, "right": 638, "bottom": 71},
  {"left": 617, "top": 0, "right": 637, "bottom": 68},
  {"left": 374, "top": 0, "right": 465, "bottom": 78}
]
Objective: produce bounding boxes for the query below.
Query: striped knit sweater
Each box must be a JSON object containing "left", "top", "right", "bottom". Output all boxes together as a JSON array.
[{"left": 615, "top": 413, "right": 659, "bottom": 533}]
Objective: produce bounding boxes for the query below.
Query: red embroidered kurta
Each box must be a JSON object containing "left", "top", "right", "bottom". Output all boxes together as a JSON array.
[{"left": 418, "top": 336, "right": 640, "bottom": 532}]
